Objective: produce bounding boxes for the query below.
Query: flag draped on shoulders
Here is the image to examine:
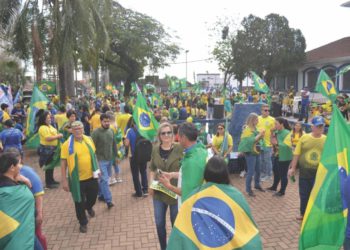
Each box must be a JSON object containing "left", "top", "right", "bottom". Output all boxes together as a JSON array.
[
  {"left": 315, "top": 70, "right": 337, "bottom": 103},
  {"left": 0, "top": 185, "right": 35, "bottom": 249},
  {"left": 66, "top": 135, "right": 99, "bottom": 202},
  {"left": 299, "top": 106, "right": 350, "bottom": 250},
  {"left": 167, "top": 182, "right": 262, "bottom": 250},
  {"left": 238, "top": 126, "right": 259, "bottom": 154},
  {"left": 132, "top": 90, "right": 159, "bottom": 140},
  {"left": 25, "top": 86, "right": 50, "bottom": 149},
  {"left": 250, "top": 71, "right": 270, "bottom": 94}
]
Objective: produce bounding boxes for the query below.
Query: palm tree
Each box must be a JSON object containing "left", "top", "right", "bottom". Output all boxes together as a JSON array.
[{"left": 1, "top": 0, "right": 111, "bottom": 103}]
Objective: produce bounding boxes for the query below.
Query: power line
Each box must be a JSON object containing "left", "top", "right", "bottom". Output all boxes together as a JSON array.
[{"left": 168, "top": 58, "right": 213, "bottom": 65}]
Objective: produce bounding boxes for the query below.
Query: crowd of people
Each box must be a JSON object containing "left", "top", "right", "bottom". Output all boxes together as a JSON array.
[{"left": 0, "top": 86, "right": 349, "bottom": 249}]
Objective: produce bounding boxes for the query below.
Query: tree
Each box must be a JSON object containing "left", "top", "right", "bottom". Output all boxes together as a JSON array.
[
  {"left": 211, "top": 18, "right": 239, "bottom": 90},
  {"left": 213, "top": 14, "right": 306, "bottom": 89},
  {"left": 47, "top": 0, "right": 110, "bottom": 102},
  {"left": 105, "top": 5, "right": 180, "bottom": 96}
]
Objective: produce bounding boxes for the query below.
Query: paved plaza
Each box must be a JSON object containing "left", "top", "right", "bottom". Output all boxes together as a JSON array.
[{"left": 24, "top": 149, "right": 301, "bottom": 250}]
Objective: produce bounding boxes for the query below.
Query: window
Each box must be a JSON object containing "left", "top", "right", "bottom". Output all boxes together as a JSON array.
[{"left": 306, "top": 70, "right": 318, "bottom": 91}]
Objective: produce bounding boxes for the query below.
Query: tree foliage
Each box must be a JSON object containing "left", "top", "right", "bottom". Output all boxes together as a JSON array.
[
  {"left": 213, "top": 13, "right": 306, "bottom": 89},
  {"left": 105, "top": 5, "right": 180, "bottom": 96}
]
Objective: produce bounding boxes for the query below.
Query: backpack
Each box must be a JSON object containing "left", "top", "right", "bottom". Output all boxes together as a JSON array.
[{"left": 133, "top": 128, "right": 152, "bottom": 164}]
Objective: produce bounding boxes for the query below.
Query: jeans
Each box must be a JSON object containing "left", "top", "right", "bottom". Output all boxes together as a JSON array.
[
  {"left": 271, "top": 160, "right": 290, "bottom": 194},
  {"left": 299, "top": 104, "right": 309, "bottom": 122},
  {"left": 245, "top": 153, "right": 261, "bottom": 193},
  {"left": 260, "top": 147, "right": 273, "bottom": 177},
  {"left": 153, "top": 199, "right": 178, "bottom": 250},
  {"left": 129, "top": 157, "right": 148, "bottom": 196},
  {"left": 107, "top": 163, "right": 121, "bottom": 177},
  {"left": 299, "top": 177, "right": 315, "bottom": 216},
  {"left": 98, "top": 160, "right": 113, "bottom": 203},
  {"left": 74, "top": 178, "right": 98, "bottom": 226}
]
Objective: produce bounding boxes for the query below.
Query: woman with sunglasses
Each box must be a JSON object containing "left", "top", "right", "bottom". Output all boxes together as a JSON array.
[
  {"left": 212, "top": 123, "right": 233, "bottom": 158},
  {"left": 238, "top": 113, "right": 265, "bottom": 197},
  {"left": 148, "top": 122, "right": 183, "bottom": 250}
]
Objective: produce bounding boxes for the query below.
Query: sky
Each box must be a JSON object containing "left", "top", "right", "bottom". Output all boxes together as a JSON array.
[{"left": 118, "top": 0, "right": 350, "bottom": 82}]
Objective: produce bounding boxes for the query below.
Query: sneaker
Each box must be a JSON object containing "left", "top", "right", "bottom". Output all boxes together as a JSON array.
[
  {"left": 255, "top": 186, "right": 265, "bottom": 192},
  {"left": 143, "top": 190, "right": 149, "bottom": 197},
  {"left": 239, "top": 170, "right": 246, "bottom": 178},
  {"left": 247, "top": 191, "right": 256, "bottom": 197},
  {"left": 261, "top": 176, "right": 272, "bottom": 182},
  {"left": 132, "top": 193, "right": 142, "bottom": 198},
  {"left": 107, "top": 202, "right": 114, "bottom": 209},
  {"left": 79, "top": 225, "right": 87, "bottom": 233},
  {"left": 116, "top": 178, "right": 123, "bottom": 183},
  {"left": 52, "top": 180, "right": 60, "bottom": 185},
  {"left": 87, "top": 209, "right": 95, "bottom": 218},
  {"left": 273, "top": 192, "right": 285, "bottom": 197},
  {"left": 98, "top": 196, "right": 105, "bottom": 202},
  {"left": 109, "top": 177, "right": 117, "bottom": 186},
  {"left": 266, "top": 186, "right": 277, "bottom": 192},
  {"left": 46, "top": 183, "right": 59, "bottom": 189}
]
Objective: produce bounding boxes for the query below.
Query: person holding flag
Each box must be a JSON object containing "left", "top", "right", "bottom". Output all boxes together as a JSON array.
[
  {"left": 212, "top": 123, "right": 233, "bottom": 159},
  {"left": 166, "top": 156, "right": 262, "bottom": 250}
]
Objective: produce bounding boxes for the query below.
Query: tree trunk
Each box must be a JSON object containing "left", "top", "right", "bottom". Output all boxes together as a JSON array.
[
  {"left": 94, "top": 66, "right": 99, "bottom": 93},
  {"left": 58, "top": 64, "right": 67, "bottom": 104},
  {"left": 65, "top": 60, "right": 75, "bottom": 98}
]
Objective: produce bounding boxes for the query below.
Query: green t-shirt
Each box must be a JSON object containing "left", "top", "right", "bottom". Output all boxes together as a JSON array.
[
  {"left": 91, "top": 128, "right": 117, "bottom": 161},
  {"left": 276, "top": 129, "right": 293, "bottom": 161}
]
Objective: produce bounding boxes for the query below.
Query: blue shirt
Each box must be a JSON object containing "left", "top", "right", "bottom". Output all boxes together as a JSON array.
[
  {"left": 0, "top": 127, "right": 23, "bottom": 151},
  {"left": 126, "top": 127, "right": 138, "bottom": 155},
  {"left": 179, "top": 107, "right": 188, "bottom": 120},
  {"left": 20, "top": 166, "right": 44, "bottom": 197}
]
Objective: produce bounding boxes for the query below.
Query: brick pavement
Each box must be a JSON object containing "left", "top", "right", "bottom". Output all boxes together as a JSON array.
[{"left": 24, "top": 149, "right": 301, "bottom": 250}]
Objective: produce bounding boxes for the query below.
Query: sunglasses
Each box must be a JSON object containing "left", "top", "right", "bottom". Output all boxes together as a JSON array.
[
  {"left": 161, "top": 131, "right": 173, "bottom": 136},
  {"left": 263, "top": 109, "right": 270, "bottom": 112}
]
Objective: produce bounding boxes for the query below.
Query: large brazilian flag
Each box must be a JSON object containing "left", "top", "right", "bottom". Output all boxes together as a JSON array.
[
  {"left": 132, "top": 91, "right": 159, "bottom": 141},
  {"left": 315, "top": 70, "right": 337, "bottom": 103},
  {"left": 0, "top": 185, "right": 35, "bottom": 249},
  {"left": 167, "top": 182, "right": 262, "bottom": 250},
  {"left": 299, "top": 106, "right": 349, "bottom": 249},
  {"left": 25, "top": 85, "right": 50, "bottom": 149}
]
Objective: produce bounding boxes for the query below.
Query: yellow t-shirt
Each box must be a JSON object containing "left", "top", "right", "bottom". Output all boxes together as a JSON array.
[
  {"left": 89, "top": 113, "right": 101, "bottom": 131},
  {"left": 291, "top": 132, "right": 302, "bottom": 147},
  {"left": 257, "top": 115, "right": 275, "bottom": 147},
  {"left": 212, "top": 134, "right": 233, "bottom": 154},
  {"left": 3, "top": 111, "right": 10, "bottom": 121},
  {"left": 38, "top": 125, "right": 58, "bottom": 146},
  {"left": 294, "top": 133, "right": 326, "bottom": 178},
  {"left": 117, "top": 113, "right": 132, "bottom": 136},
  {"left": 55, "top": 113, "right": 68, "bottom": 130},
  {"left": 61, "top": 137, "right": 95, "bottom": 181}
]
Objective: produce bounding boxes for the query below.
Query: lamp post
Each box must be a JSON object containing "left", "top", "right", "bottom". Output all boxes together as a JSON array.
[{"left": 185, "top": 50, "right": 189, "bottom": 80}]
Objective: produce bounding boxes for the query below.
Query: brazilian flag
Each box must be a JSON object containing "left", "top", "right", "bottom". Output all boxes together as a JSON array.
[
  {"left": 132, "top": 91, "right": 159, "bottom": 140},
  {"left": 25, "top": 86, "right": 50, "bottom": 149},
  {"left": 315, "top": 70, "right": 337, "bottom": 103},
  {"left": 250, "top": 71, "right": 270, "bottom": 94},
  {"left": 299, "top": 106, "right": 349, "bottom": 249},
  {"left": 37, "top": 80, "right": 57, "bottom": 95},
  {"left": 0, "top": 185, "right": 35, "bottom": 249},
  {"left": 167, "top": 182, "right": 262, "bottom": 250}
]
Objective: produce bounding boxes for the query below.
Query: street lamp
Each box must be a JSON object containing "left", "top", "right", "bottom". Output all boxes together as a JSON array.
[{"left": 185, "top": 50, "right": 189, "bottom": 81}]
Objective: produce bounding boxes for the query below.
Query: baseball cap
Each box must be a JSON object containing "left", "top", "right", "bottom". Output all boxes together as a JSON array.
[{"left": 311, "top": 116, "right": 325, "bottom": 126}]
